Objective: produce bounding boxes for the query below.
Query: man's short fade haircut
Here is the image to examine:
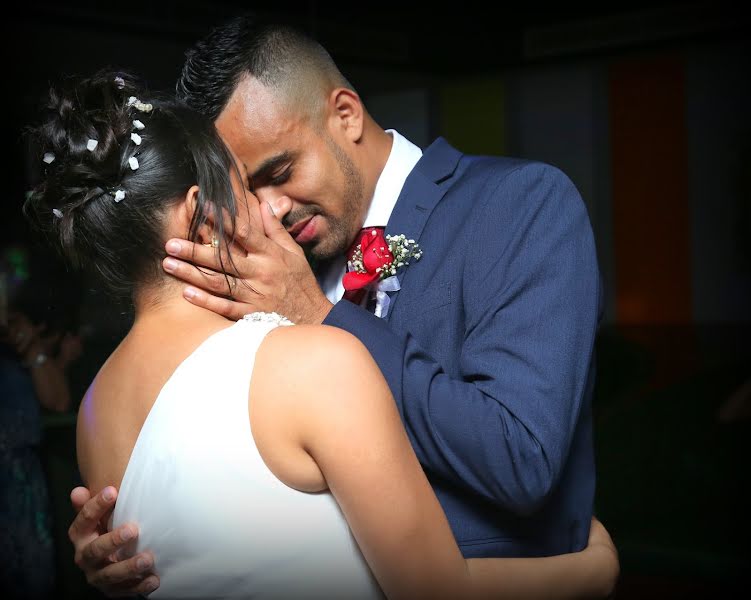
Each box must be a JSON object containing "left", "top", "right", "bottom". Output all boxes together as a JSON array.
[{"left": 177, "top": 14, "right": 355, "bottom": 122}]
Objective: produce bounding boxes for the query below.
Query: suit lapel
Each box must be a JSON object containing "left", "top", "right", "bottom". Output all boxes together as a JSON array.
[{"left": 384, "top": 138, "right": 462, "bottom": 315}]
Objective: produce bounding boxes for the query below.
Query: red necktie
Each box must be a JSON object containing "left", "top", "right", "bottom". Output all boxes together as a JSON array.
[{"left": 342, "top": 226, "right": 385, "bottom": 306}]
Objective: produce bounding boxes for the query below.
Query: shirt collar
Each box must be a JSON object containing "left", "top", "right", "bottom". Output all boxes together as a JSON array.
[{"left": 361, "top": 129, "right": 422, "bottom": 229}]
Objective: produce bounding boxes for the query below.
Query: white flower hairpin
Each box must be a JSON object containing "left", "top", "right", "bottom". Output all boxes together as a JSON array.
[
  {"left": 105, "top": 101, "right": 148, "bottom": 202},
  {"left": 40, "top": 89, "right": 152, "bottom": 209},
  {"left": 127, "top": 96, "right": 153, "bottom": 113}
]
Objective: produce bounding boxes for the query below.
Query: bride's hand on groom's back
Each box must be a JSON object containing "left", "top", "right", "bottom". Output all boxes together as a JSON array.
[
  {"left": 69, "top": 486, "right": 159, "bottom": 597},
  {"left": 586, "top": 517, "right": 620, "bottom": 598}
]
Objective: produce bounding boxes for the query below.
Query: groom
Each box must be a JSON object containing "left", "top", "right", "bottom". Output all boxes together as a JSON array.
[{"left": 68, "top": 15, "right": 602, "bottom": 595}]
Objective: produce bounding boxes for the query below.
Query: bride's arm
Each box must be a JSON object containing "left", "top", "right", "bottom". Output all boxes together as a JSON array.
[
  {"left": 255, "top": 325, "right": 619, "bottom": 599},
  {"left": 466, "top": 517, "right": 619, "bottom": 599}
]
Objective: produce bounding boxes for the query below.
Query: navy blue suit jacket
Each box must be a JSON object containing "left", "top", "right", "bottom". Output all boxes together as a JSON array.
[{"left": 323, "top": 138, "right": 602, "bottom": 558}]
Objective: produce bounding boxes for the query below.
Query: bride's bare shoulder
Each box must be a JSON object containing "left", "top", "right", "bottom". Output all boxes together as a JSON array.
[
  {"left": 260, "top": 324, "right": 375, "bottom": 370},
  {"left": 253, "top": 324, "right": 387, "bottom": 406},
  {"left": 247, "top": 324, "right": 389, "bottom": 492}
]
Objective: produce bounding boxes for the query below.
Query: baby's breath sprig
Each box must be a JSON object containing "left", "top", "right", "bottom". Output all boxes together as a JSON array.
[
  {"left": 348, "top": 245, "right": 365, "bottom": 274},
  {"left": 377, "top": 234, "right": 422, "bottom": 279},
  {"left": 347, "top": 233, "right": 422, "bottom": 281}
]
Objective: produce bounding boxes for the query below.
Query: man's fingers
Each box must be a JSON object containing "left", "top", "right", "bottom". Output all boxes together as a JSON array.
[
  {"left": 165, "top": 239, "right": 247, "bottom": 276},
  {"left": 218, "top": 202, "right": 253, "bottom": 245},
  {"left": 134, "top": 575, "right": 160, "bottom": 596},
  {"left": 267, "top": 195, "right": 293, "bottom": 221},
  {"left": 88, "top": 552, "right": 157, "bottom": 593},
  {"left": 204, "top": 197, "right": 263, "bottom": 249},
  {"left": 96, "top": 574, "right": 159, "bottom": 598},
  {"left": 80, "top": 524, "right": 138, "bottom": 567},
  {"left": 164, "top": 258, "right": 245, "bottom": 298},
  {"left": 261, "top": 200, "right": 302, "bottom": 255},
  {"left": 70, "top": 486, "right": 92, "bottom": 512},
  {"left": 68, "top": 486, "right": 117, "bottom": 541},
  {"left": 183, "top": 286, "right": 253, "bottom": 321}
]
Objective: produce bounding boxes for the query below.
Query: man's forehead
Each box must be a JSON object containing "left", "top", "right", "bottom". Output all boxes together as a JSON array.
[
  {"left": 217, "top": 77, "right": 300, "bottom": 135},
  {"left": 218, "top": 115, "right": 303, "bottom": 165},
  {"left": 220, "top": 131, "right": 306, "bottom": 183},
  {"left": 216, "top": 80, "right": 312, "bottom": 176}
]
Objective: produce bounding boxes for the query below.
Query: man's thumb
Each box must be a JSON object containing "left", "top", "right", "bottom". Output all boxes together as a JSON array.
[{"left": 267, "top": 196, "right": 292, "bottom": 220}]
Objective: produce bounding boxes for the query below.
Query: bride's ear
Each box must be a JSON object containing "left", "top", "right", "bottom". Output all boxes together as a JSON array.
[{"left": 176, "top": 185, "right": 214, "bottom": 245}]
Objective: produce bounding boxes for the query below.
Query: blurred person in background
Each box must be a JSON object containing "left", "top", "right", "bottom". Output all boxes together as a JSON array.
[{"left": 0, "top": 244, "right": 83, "bottom": 599}]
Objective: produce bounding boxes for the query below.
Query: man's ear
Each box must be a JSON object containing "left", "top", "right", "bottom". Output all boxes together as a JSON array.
[
  {"left": 176, "top": 185, "right": 213, "bottom": 245},
  {"left": 327, "top": 88, "right": 364, "bottom": 143}
]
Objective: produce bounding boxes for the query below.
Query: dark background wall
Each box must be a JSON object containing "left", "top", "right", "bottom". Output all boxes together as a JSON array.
[{"left": 3, "top": 1, "right": 750, "bottom": 598}]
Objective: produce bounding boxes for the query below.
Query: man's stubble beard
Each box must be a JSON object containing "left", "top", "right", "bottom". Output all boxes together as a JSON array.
[{"left": 288, "top": 134, "right": 365, "bottom": 263}]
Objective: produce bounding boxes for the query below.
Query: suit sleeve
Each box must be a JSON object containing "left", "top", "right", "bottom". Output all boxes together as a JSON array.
[{"left": 324, "top": 163, "right": 601, "bottom": 514}]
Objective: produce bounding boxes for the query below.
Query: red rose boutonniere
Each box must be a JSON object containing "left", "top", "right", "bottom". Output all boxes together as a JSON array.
[{"left": 343, "top": 229, "right": 422, "bottom": 317}]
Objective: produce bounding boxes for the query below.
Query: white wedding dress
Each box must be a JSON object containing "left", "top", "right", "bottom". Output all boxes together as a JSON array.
[{"left": 111, "top": 313, "right": 383, "bottom": 599}]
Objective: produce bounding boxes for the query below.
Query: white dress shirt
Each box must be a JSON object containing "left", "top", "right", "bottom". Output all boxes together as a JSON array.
[{"left": 319, "top": 130, "right": 423, "bottom": 305}]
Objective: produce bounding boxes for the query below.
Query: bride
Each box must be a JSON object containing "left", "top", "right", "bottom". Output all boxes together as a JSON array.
[{"left": 26, "top": 70, "right": 618, "bottom": 599}]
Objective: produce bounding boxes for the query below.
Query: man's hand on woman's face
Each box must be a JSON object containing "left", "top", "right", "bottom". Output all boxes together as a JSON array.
[
  {"left": 69, "top": 486, "right": 159, "bottom": 597},
  {"left": 161, "top": 197, "right": 333, "bottom": 325}
]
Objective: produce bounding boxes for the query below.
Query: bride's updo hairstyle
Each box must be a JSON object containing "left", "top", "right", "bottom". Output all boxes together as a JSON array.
[{"left": 24, "top": 69, "right": 240, "bottom": 298}]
